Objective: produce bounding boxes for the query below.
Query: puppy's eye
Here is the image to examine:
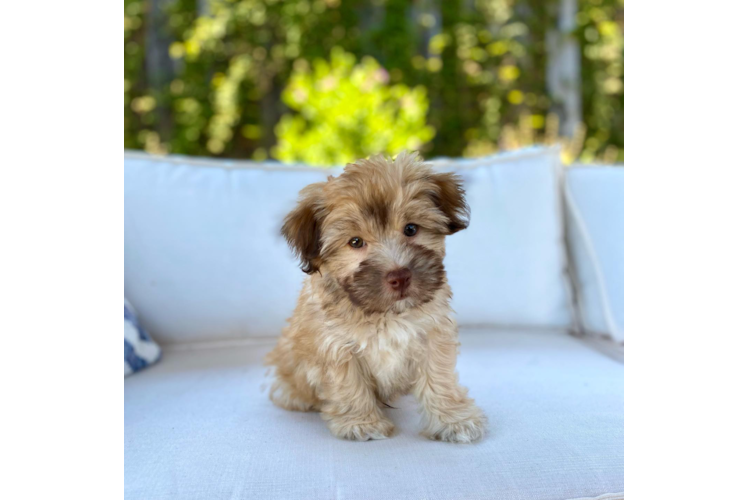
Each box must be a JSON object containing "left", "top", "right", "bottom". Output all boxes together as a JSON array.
[
  {"left": 349, "top": 237, "right": 364, "bottom": 248},
  {"left": 404, "top": 224, "right": 418, "bottom": 237}
]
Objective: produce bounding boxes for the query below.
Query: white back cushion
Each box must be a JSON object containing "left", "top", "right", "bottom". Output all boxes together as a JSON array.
[
  {"left": 434, "top": 149, "right": 572, "bottom": 329},
  {"left": 125, "top": 148, "right": 572, "bottom": 343},
  {"left": 565, "top": 166, "right": 624, "bottom": 342}
]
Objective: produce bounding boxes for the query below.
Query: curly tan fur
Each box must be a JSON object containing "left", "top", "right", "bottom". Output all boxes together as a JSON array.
[{"left": 266, "top": 152, "right": 486, "bottom": 443}]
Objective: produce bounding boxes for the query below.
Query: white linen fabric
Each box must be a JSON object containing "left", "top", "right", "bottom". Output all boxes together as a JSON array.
[
  {"left": 124, "top": 148, "right": 572, "bottom": 343},
  {"left": 565, "top": 166, "right": 624, "bottom": 342},
  {"left": 124, "top": 329, "right": 623, "bottom": 500}
]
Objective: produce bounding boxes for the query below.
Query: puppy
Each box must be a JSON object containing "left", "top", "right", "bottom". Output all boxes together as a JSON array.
[{"left": 266, "top": 152, "right": 486, "bottom": 443}]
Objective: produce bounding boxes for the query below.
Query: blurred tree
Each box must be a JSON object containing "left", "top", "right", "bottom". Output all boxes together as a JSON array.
[
  {"left": 123, "top": 0, "right": 624, "bottom": 164},
  {"left": 124, "top": 0, "right": 151, "bottom": 150},
  {"left": 274, "top": 48, "right": 434, "bottom": 166},
  {"left": 576, "top": 0, "right": 624, "bottom": 162}
]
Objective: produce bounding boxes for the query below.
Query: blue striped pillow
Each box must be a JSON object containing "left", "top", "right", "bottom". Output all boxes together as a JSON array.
[{"left": 125, "top": 299, "right": 161, "bottom": 376}]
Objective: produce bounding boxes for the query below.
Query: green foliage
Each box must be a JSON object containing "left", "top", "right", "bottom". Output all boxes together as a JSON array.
[
  {"left": 124, "top": 0, "right": 624, "bottom": 165},
  {"left": 157, "top": 0, "right": 376, "bottom": 159},
  {"left": 124, "top": 0, "right": 148, "bottom": 150},
  {"left": 274, "top": 49, "right": 434, "bottom": 166},
  {"left": 576, "top": 0, "right": 624, "bottom": 163}
]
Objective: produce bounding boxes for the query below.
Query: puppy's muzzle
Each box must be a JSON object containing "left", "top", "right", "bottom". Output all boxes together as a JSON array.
[{"left": 386, "top": 268, "right": 412, "bottom": 298}]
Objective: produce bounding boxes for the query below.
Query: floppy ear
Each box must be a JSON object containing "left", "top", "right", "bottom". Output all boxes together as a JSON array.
[
  {"left": 430, "top": 172, "right": 470, "bottom": 234},
  {"left": 281, "top": 183, "right": 326, "bottom": 274}
]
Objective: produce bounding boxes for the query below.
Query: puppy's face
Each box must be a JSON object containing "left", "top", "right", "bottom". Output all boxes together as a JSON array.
[{"left": 282, "top": 153, "right": 469, "bottom": 314}]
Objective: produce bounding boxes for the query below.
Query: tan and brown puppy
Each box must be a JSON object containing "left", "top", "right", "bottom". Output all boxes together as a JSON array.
[{"left": 266, "top": 152, "right": 486, "bottom": 443}]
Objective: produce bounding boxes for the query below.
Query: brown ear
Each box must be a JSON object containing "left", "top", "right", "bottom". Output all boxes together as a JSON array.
[
  {"left": 430, "top": 172, "right": 470, "bottom": 234},
  {"left": 281, "top": 183, "right": 326, "bottom": 274}
]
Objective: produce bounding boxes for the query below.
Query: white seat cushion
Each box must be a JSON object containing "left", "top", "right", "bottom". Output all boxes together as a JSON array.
[{"left": 124, "top": 329, "right": 623, "bottom": 499}]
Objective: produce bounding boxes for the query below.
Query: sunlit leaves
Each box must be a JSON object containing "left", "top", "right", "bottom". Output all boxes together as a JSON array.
[
  {"left": 274, "top": 48, "right": 434, "bottom": 166},
  {"left": 206, "top": 55, "right": 253, "bottom": 154}
]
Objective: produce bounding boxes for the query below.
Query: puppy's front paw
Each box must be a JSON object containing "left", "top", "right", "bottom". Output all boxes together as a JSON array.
[
  {"left": 328, "top": 416, "right": 395, "bottom": 441},
  {"left": 423, "top": 407, "right": 487, "bottom": 444}
]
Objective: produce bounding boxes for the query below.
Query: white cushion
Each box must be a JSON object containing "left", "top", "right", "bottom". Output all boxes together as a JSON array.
[
  {"left": 435, "top": 148, "right": 572, "bottom": 328},
  {"left": 565, "top": 166, "right": 624, "bottom": 342},
  {"left": 125, "top": 154, "right": 331, "bottom": 343},
  {"left": 124, "top": 328, "right": 623, "bottom": 499},
  {"left": 125, "top": 148, "right": 572, "bottom": 343}
]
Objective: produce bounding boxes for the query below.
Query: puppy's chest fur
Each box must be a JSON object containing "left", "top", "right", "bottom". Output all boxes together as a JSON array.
[
  {"left": 303, "top": 277, "right": 453, "bottom": 402},
  {"left": 353, "top": 314, "right": 429, "bottom": 401}
]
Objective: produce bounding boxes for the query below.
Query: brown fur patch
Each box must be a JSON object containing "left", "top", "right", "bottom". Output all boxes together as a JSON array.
[
  {"left": 281, "top": 183, "right": 326, "bottom": 274},
  {"left": 429, "top": 172, "right": 470, "bottom": 234},
  {"left": 341, "top": 259, "right": 388, "bottom": 314},
  {"left": 364, "top": 200, "right": 390, "bottom": 231},
  {"left": 407, "top": 243, "right": 446, "bottom": 305}
]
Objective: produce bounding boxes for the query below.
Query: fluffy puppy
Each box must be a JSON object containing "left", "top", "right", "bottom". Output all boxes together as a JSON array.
[{"left": 266, "top": 152, "right": 486, "bottom": 443}]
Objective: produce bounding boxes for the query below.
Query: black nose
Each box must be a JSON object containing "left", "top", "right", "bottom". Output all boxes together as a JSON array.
[{"left": 386, "top": 268, "right": 412, "bottom": 292}]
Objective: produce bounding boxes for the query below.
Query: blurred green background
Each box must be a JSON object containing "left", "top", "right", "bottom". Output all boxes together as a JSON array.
[{"left": 125, "top": 0, "right": 623, "bottom": 166}]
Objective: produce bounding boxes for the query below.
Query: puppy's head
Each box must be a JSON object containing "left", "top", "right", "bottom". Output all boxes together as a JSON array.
[{"left": 282, "top": 152, "right": 469, "bottom": 314}]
